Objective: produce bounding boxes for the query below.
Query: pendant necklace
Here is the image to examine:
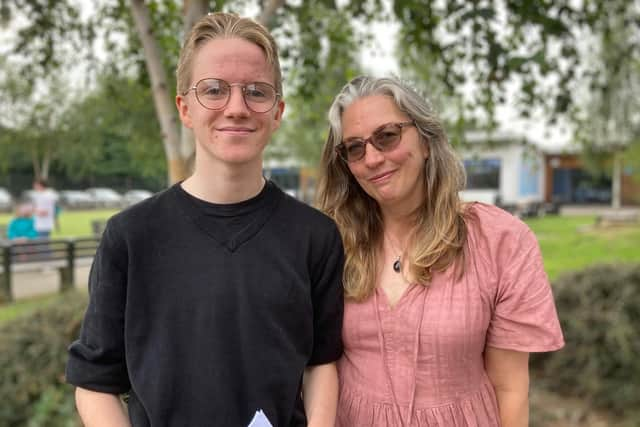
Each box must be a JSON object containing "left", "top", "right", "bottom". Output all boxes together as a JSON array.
[{"left": 384, "top": 234, "right": 403, "bottom": 273}]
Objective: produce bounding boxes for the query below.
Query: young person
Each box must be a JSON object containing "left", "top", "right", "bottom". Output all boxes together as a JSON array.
[
  {"left": 31, "top": 178, "right": 57, "bottom": 238},
  {"left": 66, "top": 12, "right": 344, "bottom": 427},
  {"left": 317, "top": 76, "right": 564, "bottom": 426},
  {"left": 7, "top": 200, "right": 38, "bottom": 242}
]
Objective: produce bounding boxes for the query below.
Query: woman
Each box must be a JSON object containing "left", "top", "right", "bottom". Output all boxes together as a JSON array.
[{"left": 316, "top": 76, "right": 564, "bottom": 426}]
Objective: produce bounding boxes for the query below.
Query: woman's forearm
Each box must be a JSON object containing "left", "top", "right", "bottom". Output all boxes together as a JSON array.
[
  {"left": 485, "top": 347, "right": 530, "bottom": 427},
  {"left": 494, "top": 387, "right": 529, "bottom": 427}
]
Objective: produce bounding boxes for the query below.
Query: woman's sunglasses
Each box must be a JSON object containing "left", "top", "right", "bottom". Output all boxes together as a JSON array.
[{"left": 335, "top": 121, "right": 415, "bottom": 163}]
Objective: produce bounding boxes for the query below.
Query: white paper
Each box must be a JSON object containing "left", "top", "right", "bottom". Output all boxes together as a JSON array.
[{"left": 247, "top": 409, "right": 273, "bottom": 427}]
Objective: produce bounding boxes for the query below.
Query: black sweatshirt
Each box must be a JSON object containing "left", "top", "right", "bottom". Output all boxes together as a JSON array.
[{"left": 67, "top": 181, "right": 344, "bottom": 426}]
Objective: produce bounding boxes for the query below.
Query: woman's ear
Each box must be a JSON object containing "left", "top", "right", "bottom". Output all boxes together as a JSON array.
[{"left": 422, "top": 136, "right": 430, "bottom": 160}]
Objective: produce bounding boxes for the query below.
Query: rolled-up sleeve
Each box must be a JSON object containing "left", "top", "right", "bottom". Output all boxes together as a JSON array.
[{"left": 66, "top": 219, "right": 131, "bottom": 393}]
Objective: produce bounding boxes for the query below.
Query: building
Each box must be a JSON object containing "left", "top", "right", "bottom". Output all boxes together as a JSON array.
[
  {"left": 457, "top": 131, "right": 546, "bottom": 211},
  {"left": 458, "top": 131, "right": 640, "bottom": 209}
]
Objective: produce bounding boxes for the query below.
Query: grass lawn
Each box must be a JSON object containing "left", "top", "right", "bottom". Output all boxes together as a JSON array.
[
  {"left": 525, "top": 215, "right": 640, "bottom": 281},
  {"left": 0, "top": 208, "right": 119, "bottom": 238},
  {"left": 1, "top": 212, "right": 638, "bottom": 319},
  {"left": 1, "top": 211, "right": 638, "bottom": 279}
]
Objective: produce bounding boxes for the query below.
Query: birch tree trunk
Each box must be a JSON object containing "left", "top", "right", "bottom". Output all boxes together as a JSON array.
[
  {"left": 257, "top": 0, "right": 285, "bottom": 26},
  {"left": 611, "top": 151, "right": 622, "bottom": 209},
  {"left": 129, "top": 0, "right": 186, "bottom": 185},
  {"left": 31, "top": 149, "right": 41, "bottom": 180},
  {"left": 41, "top": 148, "right": 51, "bottom": 181}
]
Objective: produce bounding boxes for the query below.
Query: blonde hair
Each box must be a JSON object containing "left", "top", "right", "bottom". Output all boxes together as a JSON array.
[
  {"left": 176, "top": 12, "right": 282, "bottom": 96},
  {"left": 316, "top": 76, "right": 468, "bottom": 301}
]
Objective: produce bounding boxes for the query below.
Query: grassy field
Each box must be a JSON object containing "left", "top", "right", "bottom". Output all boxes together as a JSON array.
[
  {"left": 1, "top": 211, "right": 639, "bottom": 324},
  {"left": 0, "top": 208, "right": 118, "bottom": 238},
  {"left": 1, "top": 210, "right": 638, "bottom": 277},
  {"left": 525, "top": 215, "right": 640, "bottom": 281}
]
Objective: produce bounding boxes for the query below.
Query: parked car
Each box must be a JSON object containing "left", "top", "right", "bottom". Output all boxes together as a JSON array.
[
  {"left": 122, "top": 189, "right": 154, "bottom": 207},
  {"left": 0, "top": 187, "right": 13, "bottom": 212},
  {"left": 59, "top": 190, "right": 95, "bottom": 209},
  {"left": 86, "top": 187, "right": 123, "bottom": 208},
  {"left": 22, "top": 188, "right": 60, "bottom": 203}
]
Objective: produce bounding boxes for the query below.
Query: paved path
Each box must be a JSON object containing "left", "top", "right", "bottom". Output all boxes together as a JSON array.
[
  {"left": 560, "top": 204, "right": 640, "bottom": 216},
  {"left": 12, "top": 266, "right": 91, "bottom": 300}
]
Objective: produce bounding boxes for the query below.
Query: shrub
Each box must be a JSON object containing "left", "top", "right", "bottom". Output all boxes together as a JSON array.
[
  {"left": 0, "top": 291, "right": 87, "bottom": 426},
  {"left": 531, "top": 263, "right": 640, "bottom": 418}
]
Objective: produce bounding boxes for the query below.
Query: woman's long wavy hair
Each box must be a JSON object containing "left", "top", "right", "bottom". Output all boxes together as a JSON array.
[{"left": 316, "top": 76, "right": 468, "bottom": 301}]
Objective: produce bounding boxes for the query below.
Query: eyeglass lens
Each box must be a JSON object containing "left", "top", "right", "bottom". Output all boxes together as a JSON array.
[
  {"left": 194, "top": 78, "right": 278, "bottom": 113},
  {"left": 339, "top": 124, "right": 405, "bottom": 162}
]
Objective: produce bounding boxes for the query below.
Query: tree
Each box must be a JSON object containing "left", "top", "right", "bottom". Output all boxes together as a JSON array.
[
  {"left": 0, "top": 56, "right": 72, "bottom": 181},
  {"left": 571, "top": 0, "right": 640, "bottom": 207},
  {"left": 129, "top": 0, "right": 188, "bottom": 184},
  {"left": 58, "top": 72, "right": 167, "bottom": 186},
  {"left": 2, "top": 0, "right": 638, "bottom": 186},
  {"left": 267, "top": 2, "right": 363, "bottom": 163}
]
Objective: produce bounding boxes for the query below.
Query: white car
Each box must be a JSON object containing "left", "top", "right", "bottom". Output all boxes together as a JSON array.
[
  {"left": 86, "top": 187, "right": 123, "bottom": 208},
  {"left": 59, "top": 190, "right": 95, "bottom": 209},
  {"left": 122, "top": 189, "right": 154, "bottom": 207},
  {"left": 22, "top": 188, "right": 60, "bottom": 203},
  {"left": 0, "top": 187, "right": 12, "bottom": 212}
]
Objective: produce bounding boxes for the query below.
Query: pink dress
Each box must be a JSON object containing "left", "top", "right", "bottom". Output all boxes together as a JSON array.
[{"left": 336, "top": 203, "right": 565, "bottom": 426}]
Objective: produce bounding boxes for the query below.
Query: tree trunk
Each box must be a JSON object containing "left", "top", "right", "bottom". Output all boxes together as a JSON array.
[
  {"left": 31, "top": 149, "right": 41, "bottom": 180},
  {"left": 41, "top": 151, "right": 51, "bottom": 181},
  {"left": 257, "top": 0, "right": 285, "bottom": 27},
  {"left": 182, "top": 0, "right": 209, "bottom": 31},
  {"left": 611, "top": 151, "right": 622, "bottom": 209},
  {"left": 129, "top": 0, "right": 186, "bottom": 185}
]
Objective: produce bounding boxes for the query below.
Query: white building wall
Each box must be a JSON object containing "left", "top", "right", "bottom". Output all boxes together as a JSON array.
[
  {"left": 459, "top": 144, "right": 545, "bottom": 205},
  {"left": 499, "top": 146, "right": 522, "bottom": 204}
]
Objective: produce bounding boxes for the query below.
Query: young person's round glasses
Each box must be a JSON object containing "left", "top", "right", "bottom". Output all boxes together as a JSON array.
[
  {"left": 335, "top": 121, "right": 415, "bottom": 163},
  {"left": 183, "top": 78, "right": 281, "bottom": 113}
]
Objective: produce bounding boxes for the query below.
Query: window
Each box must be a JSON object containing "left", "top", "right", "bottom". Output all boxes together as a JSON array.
[{"left": 464, "top": 158, "right": 501, "bottom": 189}]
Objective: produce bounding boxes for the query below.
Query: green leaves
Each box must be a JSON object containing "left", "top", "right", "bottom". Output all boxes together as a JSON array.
[
  {"left": 531, "top": 263, "right": 640, "bottom": 419},
  {"left": 1, "top": 0, "right": 638, "bottom": 180},
  {"left": 267, "top": 1, "right": 363, "bottom": 164},
  {"left": 59, "top": 72, "right": 166, "bottom": 183},
  {"left": 1, "top": 0, "right": 92, "bottom": 82}
]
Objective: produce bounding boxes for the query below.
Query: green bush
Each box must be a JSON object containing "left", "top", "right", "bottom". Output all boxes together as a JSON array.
[
  {"left": 0, "top": 291, "right": 87, "bottom": 426},
  {"left": 531, "top": 263, "right": 640, "bottom": 418}
]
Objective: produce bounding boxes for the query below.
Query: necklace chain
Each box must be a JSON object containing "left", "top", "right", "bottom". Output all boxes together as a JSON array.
[{"left": 384, "top": 233, "right": 403, "bottom": 273}]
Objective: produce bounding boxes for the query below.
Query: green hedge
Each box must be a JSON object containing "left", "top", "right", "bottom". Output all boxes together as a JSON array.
[
  {"left": 0, "top": 291, "right": 87, "bottom": 426},
  {"left": 531, "top": 263, "right": 640, "bottom": 419}
]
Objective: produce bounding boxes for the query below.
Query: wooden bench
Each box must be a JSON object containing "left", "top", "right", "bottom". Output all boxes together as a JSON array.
[{"left": 0, "top": 237, "right": 100, "bottom": 302}]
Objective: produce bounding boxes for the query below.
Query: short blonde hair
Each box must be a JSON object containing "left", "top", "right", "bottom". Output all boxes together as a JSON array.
[{"left": 176, "top": 12, "right": 282, "bottom": 96}]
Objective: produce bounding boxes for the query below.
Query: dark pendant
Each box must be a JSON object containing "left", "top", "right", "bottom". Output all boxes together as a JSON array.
[{"left": 393, "top": 258, "right": 401, "bottom": 273}]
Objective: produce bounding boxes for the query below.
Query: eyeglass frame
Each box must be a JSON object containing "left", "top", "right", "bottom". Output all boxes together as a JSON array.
[
  {"left": 182, "top": 78, "right": 282, "bottom": 113},
  {"left": 335, "top": 121, "right": 416, "bottom": 163}
]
